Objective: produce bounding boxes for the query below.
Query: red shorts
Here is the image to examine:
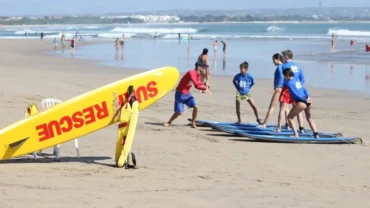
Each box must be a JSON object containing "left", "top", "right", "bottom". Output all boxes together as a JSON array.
[{"left": 279, "top": 86, "right": 296, "bottom": 104}]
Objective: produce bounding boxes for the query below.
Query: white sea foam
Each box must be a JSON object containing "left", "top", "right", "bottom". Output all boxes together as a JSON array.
[{"left": 328, "top": 29, "right": 370, "bottom": 36}]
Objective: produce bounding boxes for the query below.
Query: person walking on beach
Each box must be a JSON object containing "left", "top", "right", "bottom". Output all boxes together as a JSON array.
[
  {"left": 233, "top": 61, "right": 262, "bottom": 124},
  {"left": 25, "top": 31, "right": 28, "bottom": 39},
  {"left": 40, "top": 32, "right": 44, "bottom": 40},
  {"left": 164, "top": 62, "right": 211, "bottom": 128},
  {"left": 198, "top": 48, "right": 210, "bottom": 87},
  {"left": 258, "top": 53, "right": 289, "bottom": 128}
]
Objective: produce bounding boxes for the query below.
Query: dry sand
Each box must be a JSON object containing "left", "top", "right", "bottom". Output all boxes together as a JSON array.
[{"left": 0, "top": 39, "right": 369, "bottom": 208}]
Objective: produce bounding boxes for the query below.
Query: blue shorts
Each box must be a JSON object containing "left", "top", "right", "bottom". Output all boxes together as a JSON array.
[{"left": 174, "top": 91, "right": 197, "bottom": 113}]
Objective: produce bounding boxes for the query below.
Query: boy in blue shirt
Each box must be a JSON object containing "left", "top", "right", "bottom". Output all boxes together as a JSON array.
[
  {"left": 282, "top": 68, "right": 319, "bottom": 138},
  {"left": 233, "top": 61, "right": 262, "bottom": 124},
  {"left": 278, "top": 49, "right": 306, "bottom": 133}
]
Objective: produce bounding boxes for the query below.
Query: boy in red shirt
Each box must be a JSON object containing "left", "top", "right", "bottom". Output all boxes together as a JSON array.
[{"left": 164, "top": 62, "right": 211, "bottom": 128}]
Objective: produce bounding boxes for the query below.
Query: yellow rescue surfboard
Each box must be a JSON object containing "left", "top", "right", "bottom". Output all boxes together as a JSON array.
[
  {"left": 115, "top": 100, "right": 139, "bottom": 168},
  {"left": 0, "top": 66, "right": 179, "bottom": 160}
]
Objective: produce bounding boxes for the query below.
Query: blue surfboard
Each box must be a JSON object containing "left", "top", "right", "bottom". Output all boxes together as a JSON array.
[
  {"left": 209, "top": 123, "right": 342, "bottom": 137},
  {"left": 212, "top": 125, "right": 340, "bottom": 138},
  {"left": 188, "top": 118, "right": 276, "bottom": 128},
  {"left": 234, "top": 132, "right": 361, "bottom": 144}
]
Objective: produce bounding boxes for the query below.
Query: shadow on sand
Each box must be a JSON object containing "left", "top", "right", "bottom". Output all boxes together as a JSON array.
[{"left": 0, "top": 154, "right": 112, "bottom": 166}]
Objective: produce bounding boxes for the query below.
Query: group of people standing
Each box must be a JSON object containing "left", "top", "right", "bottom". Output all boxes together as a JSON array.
[{"left": 164, "top": 48, "right": 319, "bottom": 138}]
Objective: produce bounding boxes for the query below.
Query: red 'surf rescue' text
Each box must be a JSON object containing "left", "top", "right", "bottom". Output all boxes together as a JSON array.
[
  {"left": 36, "top": 81, "right": 159, "bottom": 142},
  {"left": 118, "top": 81, "right": 158, "bottom": 104}
]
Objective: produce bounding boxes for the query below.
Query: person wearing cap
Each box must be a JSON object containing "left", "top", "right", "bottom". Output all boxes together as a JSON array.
[{"left": 164, "top": 61, "right": 211, "bottom": 128}]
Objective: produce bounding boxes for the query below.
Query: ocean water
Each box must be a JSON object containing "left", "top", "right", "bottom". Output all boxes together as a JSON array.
[
  {"left": 2, "top": 22, "right": 370, "bottom": 41},
  {"left": 1, "top": 23, "right": 370, "bottom": 93}
]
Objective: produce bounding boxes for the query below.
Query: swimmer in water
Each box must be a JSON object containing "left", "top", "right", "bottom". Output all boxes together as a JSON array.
[{"left": 282, "top": 68, "right": 319, "bottom": 138}]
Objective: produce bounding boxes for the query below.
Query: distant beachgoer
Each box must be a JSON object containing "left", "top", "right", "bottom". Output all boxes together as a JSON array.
[
  {"left": 25, "top": 31, "right": 28, "bottom": 39},
  {"left": 164, "top": 62, "right": 211, "bottom": 128},
  {"left": 178, "top": 33, "right": 181, "bottom": 41},
  {"left": 213, "top": 40, "right": 218, "bottom": 53},
  {"left": 282, "top": 68, "right": 319, "bottom": 138},
  {"left": 331, "top": 33, "right": 336, "bottom": 50},
  {"left": 221, "top": 40, "right": 226, "bottom": 55},
  {"left": 61, "top": 35, "right": 65, "bottom": 50},
  {"left": 79, "top": 35, "right": 83, "bottom": 41},
  {"left": 75, "top": 31, "right": 78, "bottom": 39},
  {"left": 53, "top": 38, "right": 58, "bottom": 50},
  {"left": 120, "top": 38, "right": 124, "bottom": 50},
  {"left": 197, "top": 48, "right": 210, "bottom": 87},
  {"left": 40, "top": 32, "right": 44, "bottom": 40},
  {"left": 115, "top": 38, "right": 120, "bottom": 50},
  {"left": 154, "top": 32, "right": 158, "bottom": 39},
  {"left": 188, "top": 34, "right": 191, "bottom": 42},
  {"left": 233, "top": 61, "right": 262, "bottom": 124},
  {"left": 70, "top": 38, "right": 75, "bottom": 52}
]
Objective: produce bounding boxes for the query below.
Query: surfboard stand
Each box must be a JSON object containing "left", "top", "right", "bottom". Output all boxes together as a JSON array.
[{"left": 114, "top": 85, "right": 139, "bottom": 169}]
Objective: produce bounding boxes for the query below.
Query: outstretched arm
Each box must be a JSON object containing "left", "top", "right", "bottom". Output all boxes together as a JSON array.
[{"left": 190, "top": 72, "right": 207, "bottom": 90}]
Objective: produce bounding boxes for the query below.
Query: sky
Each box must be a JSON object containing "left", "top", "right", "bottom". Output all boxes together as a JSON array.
[{"left": 0, "top": 0, "right": 369, "bottom": 16}]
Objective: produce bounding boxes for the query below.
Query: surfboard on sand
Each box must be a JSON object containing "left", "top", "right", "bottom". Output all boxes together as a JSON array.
[
  {"left": 208, "top": 123, "right": 342, "bottom": 137},
  {"left": 114, "top": 86, "right": 139, "bottom": 168},
  {"left": 0, "top": 66, "right": 180, "bottom": 160},
  {"left": 188, "top": 118, "right": 276, "bottom": 128},
  {"left": 234, "top": 132, "right": 362, "bottom": 144}
]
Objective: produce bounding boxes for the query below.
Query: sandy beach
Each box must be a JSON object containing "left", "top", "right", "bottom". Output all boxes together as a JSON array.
[{"left": 0, "top": 39, "right": 370, "bottom": 208}]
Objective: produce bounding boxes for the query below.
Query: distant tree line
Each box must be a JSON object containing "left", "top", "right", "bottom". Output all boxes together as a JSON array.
[
  {"left": 178, "top": 14, "right": 370, "bottom": 22},
  {"left": 0, "top": 16, "right": 144, "bottom": 25}
]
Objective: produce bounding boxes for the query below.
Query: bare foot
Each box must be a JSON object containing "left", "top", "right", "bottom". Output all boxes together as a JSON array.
[
  {"left": 257, "top": 118, "right": 264, "bottom": 124},
  {"left": 272, "top": 128, "right": 281, "bottom": 133},
  {"left": 164, "top": 123, "right": 170, "bottom": 127},
  {"left": 191, "top": 123, "right": 197, "bottom": 128}
]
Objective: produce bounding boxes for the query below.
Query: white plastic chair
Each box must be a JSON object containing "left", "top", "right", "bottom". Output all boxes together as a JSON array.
[
  {"left": 24, "top": 109, "right": 39, "bottom": 159},
  {"left": 32, "top": 98, "right": 80, "bottom": 160}
]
